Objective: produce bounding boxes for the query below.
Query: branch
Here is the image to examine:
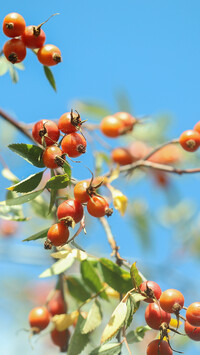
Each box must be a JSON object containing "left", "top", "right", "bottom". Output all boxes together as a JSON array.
[
  {"left": 0, "top": 108, "right": 33, "bottom": 141},
  {"left": 99, "top": 216, "right": 125, "bottom": 266}
]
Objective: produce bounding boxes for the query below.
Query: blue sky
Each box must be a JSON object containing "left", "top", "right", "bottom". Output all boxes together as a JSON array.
[{"left": 1, "top": 1, "right": 200, "bottom": 354}]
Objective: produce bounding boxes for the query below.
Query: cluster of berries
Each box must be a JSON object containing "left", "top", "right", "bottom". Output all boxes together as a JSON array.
[
  {"left": 28, "top": 290, "right": 70, "bottom": 352},
  {"left": 179, "top": 121, "right": 200, "bottom": 152},
  {"left": 2, "top": 12, "right": 61, "bottom": 66},
  {"left": 32, "top": 112, "right": 112, "bottom": 248},
  {"left": 138, "top": 281, "right": 200, "bottom": 354}
]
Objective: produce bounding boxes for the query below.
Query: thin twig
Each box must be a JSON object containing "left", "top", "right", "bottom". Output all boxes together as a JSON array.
[{"left": 0, "top": 108, "right": 33, "bottom": 141}]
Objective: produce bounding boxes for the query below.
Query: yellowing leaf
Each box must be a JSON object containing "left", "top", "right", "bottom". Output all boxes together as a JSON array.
[
  {"left": 52, "top": 311, "right": 79, "bottom": 331},
  {"left": 108, "top": 185, "right": 128, "bottom": 216},
  {"left": 51, "top": 250, "right": 70, "bottom": 259},
  {"left": 101, "top": 300, "right": 127, "bottom": 343}
]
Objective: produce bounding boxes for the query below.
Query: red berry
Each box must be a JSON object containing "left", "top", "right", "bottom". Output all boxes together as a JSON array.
[
  {"left": 3, "top": 38, "right": 26, "bottom": 64},
  {"left": 58, "top": 111, "right": 82, "bottom": 134},
  {"left": 21, "top": 25, "right": 46, "bottom": 49},
  {"left": 100, "top": 115, "right": 125, "bottom": 138},
  {"left": 47, "top": 290, "right": 67, "bottom": 316},
  {"left": 57, "top": 199, "right": 84, "bottom": 225},
  {"left": 147, "top": 339, "right": 172, "bottom": 355},
  {"left": 185, "top": 320, "right": 200, "bottom": 341},
  {"left": 145, "top": 303, "right": 171, "bottom": 330},
  {"left": 37, "top": 44, "right": 61, "bottom": 66},
  {"left": 179, "top": 130, "right": 200, "bottom": 152},
  {"left": 43, "top": 146, "right": 64, "bottom": 169},
  {"left": 32, "top": 119, "right": 60, "bottom": 146},
  {"left": 61, "top": 132, "right": 87, "bottom": 158},
  {"left": 114, "top": 112, "right": 136, "bottom": 131},
  {"left": 74, "top": 180, "right": 91, "bottom": 204},
  {"left": 47, "top": 223, "right": 69, "bottom": 247},
  {"left": 29, "top": 306, "right": 50, "bottom": 333},
  {"left": 139, "top": 281, "right": 162, "bottom": 303},
  {"left": 51, "top": 328, "right": 70, "bottom": 352},
  {"left": 186, "top": 302, "right": 200, "bottom": 327},
  {"left": 3, "top": 12, "right": 26, "bottom": 38},
  {"left": 87, "top": 195, "right": 112, "bottom": 218},
  {"left": 111, "top": 147, "right": 134, "bottom": 165},
  {"left": 159, "top": 289, "right": 184, "bottom": 313}
]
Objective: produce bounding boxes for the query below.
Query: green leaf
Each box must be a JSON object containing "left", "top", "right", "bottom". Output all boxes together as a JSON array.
[
  {"left": 5, "top": 189, "right": 43, "bottom": 206},
  {"left": 81, "top": 300, "right": 102, "bottom": 334},
  {"left": 89, "top": 343, "right": 122, "bottom": 355},
  {"left": 8, "top": 144, "right": 45, "bottom": 168},
  {"left": 43, "top": 65, "right": 57, "bottom": 91},
  {"left": 8, "top": 171, "right": 44, "bottom": 193},
  {"left": 2, "top": 168, "right": 19, "bottom": 183},
  {"left": 101, "top": 300, "right": 127, "bottom": 343},
  {"left": 23, "top": 227, "right": 49, "bottom": 242},
  {"left": 66, "top": 276, "right": 91, "bottom": 302},
  {"left": 126, "top": 326, "right": 151, "bottom": 344},
  {"left": 99, "top": 258, "right": 132, "bottom": 294},
  {"left": 67, "top": 314, "right": 90, "bottom": 355},
  {"left": 45, "top": 174, "right": 69, "bottom": 189},
  {"left": 63, "top": 161, "right": 72, "bottom": 179},
  {"left": 0, "top": 56, "right": 9, "bottom": 76},
  {"left": 48, "top": 188, "right": 57, "bottom": 214},
  {"left": 130, "top": 262, "right": 143, "bottom": 288},
  {"left": 81, "top": 260, "right": 108, "bottom": 300},
  {"left": 124, "top": 292, "right": 145, "bottom": 330},
  {"left": 39, "top": 253, "right": 75, "bottom": 278}
]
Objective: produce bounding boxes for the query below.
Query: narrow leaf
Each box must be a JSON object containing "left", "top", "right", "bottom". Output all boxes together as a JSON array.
[
  {"left": 81, "top": 300, "right": 102, "bottom": 334},
  {"left": 23, "top": 227, "right": 49, "bottom": 242},
  {"left": 8, "top": 143, "right": 45, "bottom": 168},
  {"left": 5, "top": 189, "right": 43, "bottom": 206},
  {"left": 45, "top": 174, "right": 69, "bottom": 189},
  {"left": 63, "top": 161, "right": 72, "bottom": 179},
  {"left": 52, "top": 311, "right": 79, "bottom": 331},
  {"left": 39, "top": 253, "right": 75, "bottom": 278},
  {"left": 66, "top": 276, "right": 91, "bottom": 302},
  {"left": 8, "top": 171, "right": 44, "bottom": 193},
  {"left": 67, "top": 314, "right": 90, "bottom": 355},
  {"left": 8, "top": 64, "right": 18, "bottom": 83},
  {"left": 81, "top": 260, "right": 108, "bottom": 300},
  {"left": 89, "top": 343, "right": 122, "bottom": 355},
  {"left": 130, "top": 262, "right": 143, "bottom": 288},
  {"left": 101, "top": 301, "right": 127, "bottom": 343},
  {"left": 43, "top": 65, "right": 57, "bottom": 91},
  {"left": 48, "top": 188, "right": 57, "bottom": 214}
]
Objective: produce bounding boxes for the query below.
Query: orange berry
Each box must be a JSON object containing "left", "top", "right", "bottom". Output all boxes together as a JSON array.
[
  {"left": 3, "top": 38, "right": 26, "bottom": 64},
  {"left": 111, "top": 147, "right": 133, "bottom": 165},
  {"left": 37, "top": 44, "right": 61, "bottom": 66},
  {"left": 179, "top": 130, "right": 200, "bottom": 152},
  {"left": 3, "top": 12, "right": 26, "bottom": 38}
]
